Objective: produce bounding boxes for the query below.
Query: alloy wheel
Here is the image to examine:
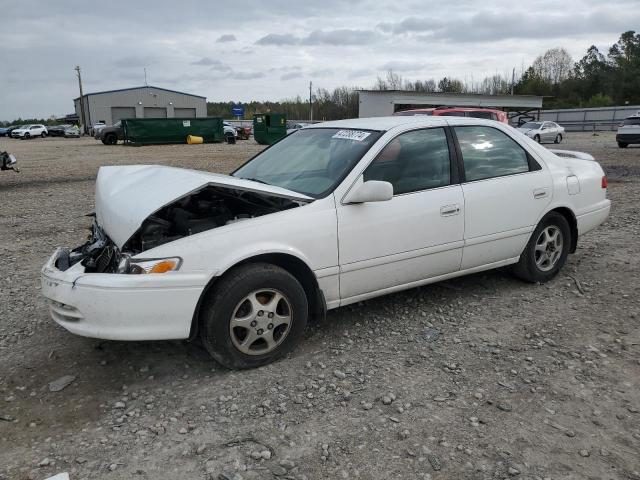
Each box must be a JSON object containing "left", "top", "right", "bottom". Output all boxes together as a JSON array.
[
  {"left": 229, "top": 289, "right": 293, "bottom": 355},
  {"left": 534, "top": 226, "right": 563, "bottom": 272}
]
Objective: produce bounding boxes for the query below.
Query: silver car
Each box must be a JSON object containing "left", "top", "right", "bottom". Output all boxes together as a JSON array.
[{"left": 518, "top": 121, "right": 565, "bottom": 144}]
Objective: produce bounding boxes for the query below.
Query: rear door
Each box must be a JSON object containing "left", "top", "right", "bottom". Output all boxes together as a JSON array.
[{"left": 452, "top": 125, "right": 552, "bottom": 269}]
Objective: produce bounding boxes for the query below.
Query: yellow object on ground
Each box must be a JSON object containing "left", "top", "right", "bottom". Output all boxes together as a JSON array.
[{"left": 186, "top": 135, "right": 203, "bottom": 144}]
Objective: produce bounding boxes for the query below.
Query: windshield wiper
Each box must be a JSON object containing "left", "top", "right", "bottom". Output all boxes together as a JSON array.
[{"left": 240, "top": 177, "right": 271, "bottom": 186}]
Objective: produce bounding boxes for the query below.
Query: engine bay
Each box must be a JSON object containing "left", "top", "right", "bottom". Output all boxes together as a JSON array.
[{"left": 56, "top": 186, "right": 305, "bottom": 274}]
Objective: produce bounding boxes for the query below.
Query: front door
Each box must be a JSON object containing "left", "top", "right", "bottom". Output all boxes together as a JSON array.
[{"left": 337, "top": 127, "right": 465, "bottom": 301}]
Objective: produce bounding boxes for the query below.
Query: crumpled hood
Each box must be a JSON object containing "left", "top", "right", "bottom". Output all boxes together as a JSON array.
[{"left": 95, "top": 165, "right": 312, "bottom": 248}]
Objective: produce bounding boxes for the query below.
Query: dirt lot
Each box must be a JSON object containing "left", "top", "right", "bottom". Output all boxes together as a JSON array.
[{"left": 1, "top": 133, "right": 639, "bottom": 480}]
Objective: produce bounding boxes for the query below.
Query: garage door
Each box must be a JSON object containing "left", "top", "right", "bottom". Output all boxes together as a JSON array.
[
  {"left": 174, "top": 108, "right": 196, "bottom": 118},
  {"left": 111, "top": 107, "right": 136, "bottom": 123},
  {"left": 144, "top": 107, "right": 167, "bottom": 118}
]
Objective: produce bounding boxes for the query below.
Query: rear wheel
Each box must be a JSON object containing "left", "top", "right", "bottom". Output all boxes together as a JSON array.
[
  {"left": 513, "top": 211, "right": 571, "bottom": 283},
  {"left": 534, "top": 134, "right": 541, "bottom": 143},
  {"left": 618, "top": 142, "right": 628, "bottom": 148},
  {"left": 554, "top": 134, "right": 562, "bottom": 143},
  {"left": 225, "top": 132, "right": 236, "bottom": 144},
  {"left": 41, "top": 131, "right": 47, "bottom": 138},
  {"left": 199, "top": 263, "right": 308, "bottom": 369}
]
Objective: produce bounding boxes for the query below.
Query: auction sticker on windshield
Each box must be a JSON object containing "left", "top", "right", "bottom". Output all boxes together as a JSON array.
[{"left": 332, "top": 130, "right": 372, "bottom": 141}]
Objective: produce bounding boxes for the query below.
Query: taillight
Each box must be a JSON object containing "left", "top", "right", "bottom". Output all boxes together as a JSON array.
[{"left": 601, "top": 176, "right": 608, "bottom": 189}]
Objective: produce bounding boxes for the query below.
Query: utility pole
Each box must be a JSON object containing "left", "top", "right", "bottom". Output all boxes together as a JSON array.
[
  {"left": 309, "top": 81, "right": 313, "bottom": 123},
  {"left": 511, "top": 68, "right": 515, "bottom": 95},
  {"left": 75, "top": 65, "right": 86, "bottom": 134},
  {"left": 144, "top": 67, "right": 148, "bottom": 87}
]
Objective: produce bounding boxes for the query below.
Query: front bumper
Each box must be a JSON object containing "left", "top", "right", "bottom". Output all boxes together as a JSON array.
[{"left": 41, "top": 248, "right": 209, "bottom": 341}]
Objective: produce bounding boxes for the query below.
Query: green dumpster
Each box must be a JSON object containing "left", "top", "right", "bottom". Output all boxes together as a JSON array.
[
  {"left": 253, "top": 113, "right": 287, "bottom": 145},
  {"left": 122, "top": 117, "right": 224, "bottom": 145}
]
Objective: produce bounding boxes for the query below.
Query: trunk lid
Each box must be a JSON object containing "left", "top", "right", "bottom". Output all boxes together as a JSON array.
[{"left": 95, "top": 165, "right": 312, "bottom": 248}]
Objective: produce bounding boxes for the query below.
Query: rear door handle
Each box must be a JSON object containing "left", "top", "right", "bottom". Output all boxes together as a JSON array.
[
  {"left": 440, "top": 204, "right": 461, "bottom": 216},
  {"left": 533, "top": 188, "right": 549, "bottom": 199}
]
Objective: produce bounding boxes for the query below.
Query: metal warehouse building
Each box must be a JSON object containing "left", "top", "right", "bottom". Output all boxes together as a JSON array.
[
  {"left": 359, "top": 90, "right": 543, "bottom": 119},
  {"left": 74, "top": 85, "right": 207, "bottom": 127}
]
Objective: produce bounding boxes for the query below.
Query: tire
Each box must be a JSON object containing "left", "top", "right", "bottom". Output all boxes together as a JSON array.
[
  {"left": 554, "top": 134, "right": 562, "bottom": 144},
  {"left": 618, "top": 142, "right": 628, "bottom": 148},
  {"left": 200, "top": 263, "right": 308, "bottom": 369},
  {"left": 41, "top": 132, "right": 46, "bottom": 138},
  {"left": 225, "top": 133, "right": 236, "bottom": 144},
  {"left": 513, "top": 211, "right": 571, "bottom": 283},
  {"left": 24, "top": 133, "right": 30, "bottom": 140},
  {"left": 533, "top": 134, "right": 541, "bottom": 143},
  {"left": 103, "top": 133, "right": 117, "bottom": 145}
]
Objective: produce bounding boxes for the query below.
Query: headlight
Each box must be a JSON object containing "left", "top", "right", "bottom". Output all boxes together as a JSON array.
[{"left": 118, "top": 256, "right": 182, "bottom": 274}]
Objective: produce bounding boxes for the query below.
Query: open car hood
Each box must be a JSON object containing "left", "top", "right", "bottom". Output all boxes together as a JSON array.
[{"left": 95, "top": 165, "right": 312, "bottom": 248}]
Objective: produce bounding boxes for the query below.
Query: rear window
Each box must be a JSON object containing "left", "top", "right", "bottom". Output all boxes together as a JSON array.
[
  {"left": 622, "top": 118, "right": 640, "bottom": 126},
  {"left": 439, "top": 111, "right": 466, "bottom": 117},
  {"left": 468, "top": 111, "right": 496, "bottom": 120}
]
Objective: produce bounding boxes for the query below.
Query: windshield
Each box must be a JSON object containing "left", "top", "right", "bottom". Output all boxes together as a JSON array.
[
  {"left": 233, "top": 128, "right": 383, "bottom": 198},
  {"left": 521, "top": 122, "right": 542, "bottom": 129}
]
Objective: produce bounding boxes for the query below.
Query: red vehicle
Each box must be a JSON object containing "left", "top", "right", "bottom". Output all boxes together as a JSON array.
[{"left": 394, "top": 106, "right": 509, "bottom": 124}]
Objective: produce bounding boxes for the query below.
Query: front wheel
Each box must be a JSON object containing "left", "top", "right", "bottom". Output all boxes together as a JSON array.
[
  {"left": 554, "top": 134, "right": 562, "bottom": 144},
  {"left": 513, "top": 212, "right": 571, "bottom": 283},
  {"left": 534, "top": 134, "right": 541, "bottom": 143},
  {"left": 618, "top": 142, "right": 628, "bottom": 148},
  {"left": 24, "top": 133, "right": 30, "bottom": 140},
  {"left": 200, "top": 263, "right": 308, "bottom": 369},
  {"left": 41, "top": 132, "right": 47, "bottom": 138}
]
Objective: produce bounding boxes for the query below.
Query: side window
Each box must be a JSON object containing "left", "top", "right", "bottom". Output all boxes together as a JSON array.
[
  {"left": 363, "top": 128, "right": 451, "bottom": 195},
  {"left": 454, "top": 126, "right": 530, "bottom": 182}
]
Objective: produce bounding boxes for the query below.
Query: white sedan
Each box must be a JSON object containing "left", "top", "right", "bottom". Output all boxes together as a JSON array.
[
  {"left": 42, "top": 116, "right": 610, "bottom": 369},
  {"left": 518, "top": 121, "right": 565, "bottom": 144}
]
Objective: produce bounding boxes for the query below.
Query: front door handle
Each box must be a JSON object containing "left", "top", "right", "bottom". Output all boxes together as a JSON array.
[
  {"left": 533, "top": 188, "right": 549, "bottom": 199},
  {"left": 440, "top": 204, "right": 461, "bottom": 216}
]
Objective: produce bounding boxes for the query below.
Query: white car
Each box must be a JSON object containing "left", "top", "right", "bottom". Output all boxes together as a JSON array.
[
  {"left": 11, "top": 124, "right": 48, "bottom": 139},
  {"left": 89, "top": 122, "right": 106, "bottom": 136},
  {"left": 41, "top": 116, "right": 610, "bottom": 369},
  {"left": 616, "top": 112, "right": 640, "bottom": 148},
  {"left": 518, "top": 121, "right": 565, "bottom": 144},
  {"left": 222, "top": 121, "right": 239, "bottom": 142}
]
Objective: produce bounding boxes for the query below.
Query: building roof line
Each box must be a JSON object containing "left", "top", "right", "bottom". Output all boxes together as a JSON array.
[{"left": 74, "top": 85, "right": 206, "bottom": 101}]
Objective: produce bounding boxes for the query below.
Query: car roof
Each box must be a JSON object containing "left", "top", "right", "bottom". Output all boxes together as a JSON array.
[
  {"left": 312, "top": 115, "right": 507, "bottom": 131},
  {"left": 310, "top": 116, "right": 449, "bottom": 131}
]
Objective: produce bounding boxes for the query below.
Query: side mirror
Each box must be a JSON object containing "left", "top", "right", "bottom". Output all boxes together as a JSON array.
[
  {"left": 344, "top": 180, "right": 393, "bottom": 204},
  {"left": 1, "top": 151, "right": 19, "bottom": 173}
]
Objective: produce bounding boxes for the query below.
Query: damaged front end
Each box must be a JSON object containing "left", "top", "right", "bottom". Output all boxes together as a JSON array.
[{"left": 58, "top": 182, "right": 307, "bottom": 275}]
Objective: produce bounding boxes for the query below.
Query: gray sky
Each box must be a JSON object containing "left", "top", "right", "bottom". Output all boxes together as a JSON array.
[{"left": 1, "top": 0, "right": 638, "bottom": 121}]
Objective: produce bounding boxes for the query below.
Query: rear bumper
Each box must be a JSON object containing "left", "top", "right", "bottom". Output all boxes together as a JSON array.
[
  {"left": 576, "top": 201, "right": 610, "bottom": 237},
  {"left": 41, "top": 248, "right": 208, "bottom": 341}
]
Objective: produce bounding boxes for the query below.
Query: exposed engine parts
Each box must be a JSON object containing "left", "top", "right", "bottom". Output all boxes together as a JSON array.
[
  {"left": 57, "top": 186, "right": 303, "bottom": 273},
  {"left": 124, "top": 186, "right": 302, "bottom": 253}
]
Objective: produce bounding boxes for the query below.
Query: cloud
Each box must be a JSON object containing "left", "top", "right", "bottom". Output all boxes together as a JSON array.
[
  {"left": 216, "top": 34, "right": 236, "bottom": 42},
  {"left": 378, "top": 17, "right": 443, "bottom": 34},
  {"left": 256, "top": 33, "right": 299, "bottom": 45},
  {"left": 113, "top": 56, "right": 157, "bottom": 68},
  {"left": 256, "top": 29, "right": 379, "bottom": 46},
  {"left": 231, "top": 71, "right": 265, "bottom": 80},
  {"left": 301, "top": 29, "right": 379, "bottom": 46},
  {"left": 379, "top": 61, "right": 434, "bottom": 73},
  {"left": 281, "top": 72, "right": 304, "bottom": 81}
]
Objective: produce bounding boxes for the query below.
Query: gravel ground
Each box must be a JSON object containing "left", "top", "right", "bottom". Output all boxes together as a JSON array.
[{"left": 0, "top": 133, "right": 639, "bottom": 480}]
